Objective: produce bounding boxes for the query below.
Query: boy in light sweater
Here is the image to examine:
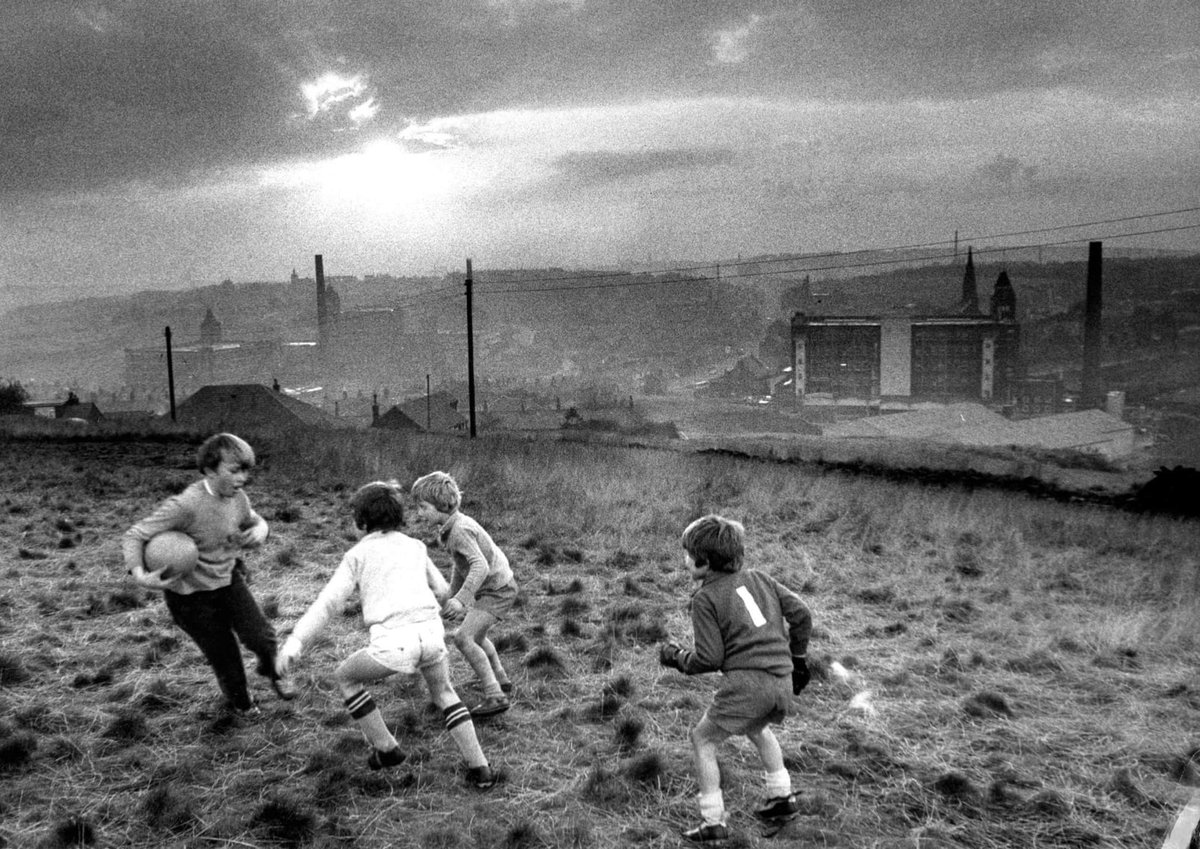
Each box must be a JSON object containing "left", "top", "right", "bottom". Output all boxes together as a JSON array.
[
  {"left": 277, "top": 481, "right": 499, "bottom": 787},
  {"left": 411, "top": 471, "right": 517, "bottom": 718}
]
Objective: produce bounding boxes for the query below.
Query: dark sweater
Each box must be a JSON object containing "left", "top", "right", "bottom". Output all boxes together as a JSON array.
[{"left": 677, "top": 569, "right": 811, "bottom": 677}]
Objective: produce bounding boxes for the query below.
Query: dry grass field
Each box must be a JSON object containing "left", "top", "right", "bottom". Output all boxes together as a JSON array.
[{"left": 2, "top": 428, "right": 1199, "bottom": 849}]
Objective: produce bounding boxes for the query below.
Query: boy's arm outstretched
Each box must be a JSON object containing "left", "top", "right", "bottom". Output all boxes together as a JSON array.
[
  {"left": 277, "top": 556, "right": 357, "bottom": 675},
  {"left": 425, "top": 555, "right": 450, "bottom": 604}
]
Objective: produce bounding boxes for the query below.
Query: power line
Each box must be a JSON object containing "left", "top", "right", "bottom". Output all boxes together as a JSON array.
[
  {"left": 471, "top": 216, "right": 1200, "bottom": 296},
  {"left": 471, "top": 206, "right": 1200, "bottom": 295}
]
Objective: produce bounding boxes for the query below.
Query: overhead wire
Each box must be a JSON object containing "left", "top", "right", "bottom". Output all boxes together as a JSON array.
[{"left": 469, "top": 206, "right": 1200, "bottom": 296}]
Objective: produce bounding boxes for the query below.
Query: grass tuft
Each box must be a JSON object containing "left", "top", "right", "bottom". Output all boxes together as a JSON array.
[
  {"left": 581, "top": 765, "right": 631, "bottom": 808},
  {"left": 614, "top": 715, "right": 644, "bottom": 752},
  {"left": 964, "top": 690, "right": 1014, "bottom": 718},
  {"left": 559, "top": 597, "right": 589, "bottom": 616},
  {"left": 249, "top": 794, "right": 320, "bottom": 847},
  {"left": 0, "top": 728, "right": 37, "bottom": 770},
  {"left": 140, "top": 783, "right": 198, "bottom": 832},
  {"left": 493, "top": 632, "right": 529, "bottom": 653},
  {"left": 583, "top": 692, "right": 624, "bottom": 722},
  {"left": 0, "top": 651, "right": 31, "bottom": 686},
  {"left": 523, "top": 646, "right": 568, "bottom": 677},
  {"left": 623, "top": 751, "right": 667, "bottom": 786},
  {"left": 46, "top": 816, "right": 98, "bottom": 847},
  {"left": 502, "top": 821, "right": 543, "bottom": 849},
  {"left": 100, "top": 708, "right": 149, "bottom": 743}
]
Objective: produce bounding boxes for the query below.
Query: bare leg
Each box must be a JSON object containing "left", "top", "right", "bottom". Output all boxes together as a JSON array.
[
  {"left": 691, "top": 715, "right": 731, "bottom": 825},
  {"left": 336, "top": 649, "right": 399, "bottom": 752},
  {"left": 454, "top": 609, "right": 502, "bottom": 697},
  {"left": 421, "top": 656, "right": 487, "bottom": 767}
]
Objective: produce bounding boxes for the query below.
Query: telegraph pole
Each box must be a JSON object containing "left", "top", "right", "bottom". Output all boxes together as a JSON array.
[
  {"left": 164, "top": 326, "right": 177, "bottom": 422},
  {"left": 1081, "top": 241, "right": 1104, "bottom": 408},
  {"left": 465, "top": 259, "right": 477, "bottom": 438}
]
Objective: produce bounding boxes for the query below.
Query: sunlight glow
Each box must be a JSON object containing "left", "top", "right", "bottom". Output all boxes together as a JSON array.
[{"left": 260, "top": 139, "right": 455, "bottom": 218}]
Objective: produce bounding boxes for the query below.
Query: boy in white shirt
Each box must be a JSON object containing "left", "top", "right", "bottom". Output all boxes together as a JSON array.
[{"left": 277, "top": 481, "right": 499, "bottom": 788}]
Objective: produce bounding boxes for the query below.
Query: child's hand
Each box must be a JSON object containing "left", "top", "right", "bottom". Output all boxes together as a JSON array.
[
  {"left": 277, "top": 637, "right": 302, "bottom": 677},
  {"left": 442, "top": 598, "right": 466, "bottom": 621},
  {"left": 238, "top": 520, "right": 269, "bottom": 549},
  {"left": 791, "top": 656, "right": 810, "bottom": 694},
  {"left": 130, "top": 563, "right": 174, "bottom": 591},
  {"left": 659, "top": 642, "right": 684, "bottom": 670}
]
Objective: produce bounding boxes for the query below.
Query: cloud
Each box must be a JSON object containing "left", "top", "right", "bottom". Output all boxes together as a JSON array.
[
  {"left": 710, "top": 14, "right": 761, "bottom": 65},
  {"left": 978, "top": 154, "right": 1039, "bottom": 188},
  {"left": 552, "top": 147, "right": 737, "bottom": 185}
]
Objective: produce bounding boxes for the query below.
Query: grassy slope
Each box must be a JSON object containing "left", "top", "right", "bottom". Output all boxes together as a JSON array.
[{"left": 1, "top": 430, "right": 1199, "bottom": 849}]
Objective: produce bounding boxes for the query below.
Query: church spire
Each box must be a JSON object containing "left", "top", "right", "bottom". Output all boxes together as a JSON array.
[{"left": 960, "top": 246, "right": 979, "bottom": 314}]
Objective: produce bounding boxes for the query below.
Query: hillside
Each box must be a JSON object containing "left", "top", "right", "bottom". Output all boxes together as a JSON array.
[{"left": 1, "top": 430, "right": 1199, "bottom": 848}]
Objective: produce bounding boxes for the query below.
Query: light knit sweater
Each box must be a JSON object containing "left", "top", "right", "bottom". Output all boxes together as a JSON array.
[
  {"left": 438, "top": 511, "right": 516, "bottom": 606},
  {"left": 123, "top": 479, "right": 263, "bottom": 594},
  {"left": 289, "top": 530, "right": 448, "bottom": 650}
]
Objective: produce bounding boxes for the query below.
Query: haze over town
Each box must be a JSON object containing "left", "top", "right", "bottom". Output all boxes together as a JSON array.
[{"left": 3, "top": 0, "right": 1199, "bottom": 309}]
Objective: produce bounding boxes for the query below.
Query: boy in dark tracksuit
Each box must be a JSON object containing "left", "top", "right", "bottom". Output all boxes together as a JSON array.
[{"left": 659, "top": 514, "right": 813, "bottom": 843}]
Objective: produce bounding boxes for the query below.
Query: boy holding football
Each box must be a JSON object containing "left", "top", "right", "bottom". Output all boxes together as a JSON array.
[
  {"left": 276, "top": 481, "right": 501, "bottom": 788},
  {"left": 658, "top": 514, "right": 813, "bottom": 843},
  {"left": 123, "top": 432, "right": 294, "bottom": 715},
  {"left": 410, "top": 471, "right": 517, "bottom": 718}
]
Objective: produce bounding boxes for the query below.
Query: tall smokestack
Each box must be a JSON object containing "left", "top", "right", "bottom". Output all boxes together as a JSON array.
[
  {"left": 315, "top": 254, "right": 328, "bottom": 351},
  {"left": 1081, "top": 241, "right": 1103, "bottom": 408}
]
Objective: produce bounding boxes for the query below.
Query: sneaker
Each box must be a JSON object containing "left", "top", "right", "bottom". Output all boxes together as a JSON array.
[
  {"left": 271, "top": 676, "right": 298, "bottom": 701},
  {"left": 755, "top": 793, "right": 799, "bottom": 821},
  {"left": 367, "top": 746, "right": 407, "bottom": 771},
  {"left": 466, "top": 764, "right": 504, "bottom": 790},
  {"left": 470, "top": 695, "right": 510, "bottom": 718},
  {"left": 231, "top": 702, "right": 262, "bottom": 718},
  {"left": 681, "top": 823, "right": 729, "bottom": 843}
]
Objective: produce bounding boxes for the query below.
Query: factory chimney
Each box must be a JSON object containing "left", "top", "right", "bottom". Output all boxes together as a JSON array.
[
  {"left": 1081, "top": 241, "right": 1104, "bottom": 408},
  {"left": 315, "top": 254, "right": 328, "bottom": 352}
]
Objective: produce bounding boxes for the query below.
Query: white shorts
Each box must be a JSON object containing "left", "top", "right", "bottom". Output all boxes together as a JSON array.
[{"left": 365, "top": 618, "right": 448, "bottom": 675}]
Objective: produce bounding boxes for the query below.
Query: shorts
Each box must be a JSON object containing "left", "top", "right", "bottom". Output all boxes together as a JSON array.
[
  {"left": 474, "top": 580, "right": 518, "bottom": 620},
  {"left": 365, "top": 618, "right": 448, "bottom": 675},
  {"left": 703, "top": 668, "right": 792, "bottom": 735}
]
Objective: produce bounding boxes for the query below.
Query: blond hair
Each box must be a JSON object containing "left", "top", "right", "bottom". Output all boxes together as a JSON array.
[{"left": 410, "top": 471, "right": 461, "bottom": 513}]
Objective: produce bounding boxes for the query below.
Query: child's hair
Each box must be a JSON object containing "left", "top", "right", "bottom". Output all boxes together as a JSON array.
[
  {"left": 410, "top": 471, "right": 462, "bottom": 514},
  {"left": 681, "top": 514, "right": 745, "bottom": 573},
  {"left": 351, "top": 481, "right": 406, "bottom": 532},
  {"left": 197, "top": 433, "right": 255, "bottom": 472}
]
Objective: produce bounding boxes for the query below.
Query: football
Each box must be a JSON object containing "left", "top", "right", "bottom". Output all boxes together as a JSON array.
[{"left": 143, "top": 530, "right": 200, "bottom": 580}]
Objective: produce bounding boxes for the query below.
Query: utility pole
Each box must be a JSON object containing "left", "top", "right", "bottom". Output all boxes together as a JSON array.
[
  {"left": 426, "top": 373, "right": 431, "bottom": 432},
  {"left": 164, "top": 326, "right": 176, "bottom": 422},
  {"left": 465, "top": 259, "right": 477, "bottom": 438},
  {"left": 1081, "top": 241, "right": 1104, "bottom": 409}
]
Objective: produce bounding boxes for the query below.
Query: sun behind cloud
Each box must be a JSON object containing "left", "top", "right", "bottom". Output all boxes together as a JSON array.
[{"left": 300, "top": 71, "right": 377, "bottom": 126}]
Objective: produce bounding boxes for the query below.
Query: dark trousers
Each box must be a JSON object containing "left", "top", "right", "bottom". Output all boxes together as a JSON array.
[{"left": 164, "top": 567, "right": 278, "bottom": 710}]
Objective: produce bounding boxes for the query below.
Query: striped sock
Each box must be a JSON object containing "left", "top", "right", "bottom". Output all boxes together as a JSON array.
[
  {"left": 442, "top": 702, "right": 486, "bottom": 767},
  {"left": 443, "top": 702, "right": 472, "bottom": 731},
  {"left": 345, "top": 690, "right": 398, "bottom": 752}
]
